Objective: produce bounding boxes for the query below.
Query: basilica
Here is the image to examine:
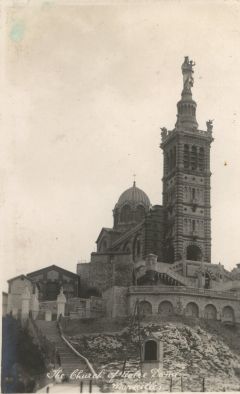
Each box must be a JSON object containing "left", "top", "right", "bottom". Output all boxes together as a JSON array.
[
  {"left": 89, "top": 56, "right": 212, "bottom": 265},
  {"left": 3, "top": 57, "right": 240, "bottom": 325}
]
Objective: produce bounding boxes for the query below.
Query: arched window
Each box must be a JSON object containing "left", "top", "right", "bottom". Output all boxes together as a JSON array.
[
  {"left": 158, "top": 301, "right": 174, "bottom": 316},
  {"left": 173, "top": 146, "right": 176, "bottom": 168},
  {"left": 184, "top": 218, "right": 188, "bottom": 232},
  {"left": 192, "top": 188, "right": 196, "bottom": 200},
  {"left": 191, "top": 145, "right": 198, "bottom": 170},
  {"left": 222, "top": 306, "right": 235, "bottom": 322},
  {"left": 113, "top": 210, "right": 119, "bottom": 227},
  {"left": 166, "top": 153, "right": 169, "bottom": 173},
  {"left": 120, "top": 204, "right": 132, "bottom": 223},
  {"left": 204, "top": 304, "right": 217, "bottom": 320},
  {"left": 184, "top": 186, "right": 188, "bottom": 200},
  {"left": 99, "top": 238, "right": 107, "bottom": 252},
  {"left": 139, "top": 301, "right": 152, "bottom": 316},
  {"left": 192, "top": 220, "right": 196, "bottom": 231},
  {"left": 136, "top": 205, "right": 146, "bottom": 222},
  {"left": 183, "top": 144, "right": 189, "bottom": 169},
  {"left": 46, "top": 282, "right": 59, "bottom": 301},
  {"left": 199, "top": 147, "right": 205, "bottom": 171},
  {"left": 133, "top": 236, "right": 142, "bottom": 261},
  {"left": 186, "top": 245, "right": 202, "bottom": 261},
  {"left": 185, "top": 302, "right": 199, "bottom": 317},
  {"left": 170, "top": 150, "right": 173, "bottom": 171},
  {"left": 204, "top": 272, "right": 211, "bottom": 289},
  {"left": 122, "top": 242, "right": 131, "bottom": 253},
  {"left": 137, "top": 240, "right": 141, "bottom": 256}
]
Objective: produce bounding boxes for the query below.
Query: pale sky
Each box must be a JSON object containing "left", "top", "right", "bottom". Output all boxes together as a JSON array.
[{"left": 1, "top": 1, "right": 240, "bottom": 290}]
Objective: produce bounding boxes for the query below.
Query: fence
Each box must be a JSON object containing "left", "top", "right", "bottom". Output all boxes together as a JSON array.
[{"left": 98, "top": 375, "right": 239, "bottom": 392}]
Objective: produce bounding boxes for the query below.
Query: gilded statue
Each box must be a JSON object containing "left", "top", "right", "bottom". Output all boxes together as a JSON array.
[{"left": 181, "top": 56, "right": 195, "bottom": 91}]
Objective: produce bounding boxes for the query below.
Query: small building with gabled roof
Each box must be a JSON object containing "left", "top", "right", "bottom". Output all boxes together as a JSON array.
[{"left": 26, "top": 264, "right": 80, "bottom": 301}]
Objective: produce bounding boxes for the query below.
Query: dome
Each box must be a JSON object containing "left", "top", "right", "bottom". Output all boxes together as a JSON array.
[{"left": 116, "top": 182, "right": 151, "bottom": 208}]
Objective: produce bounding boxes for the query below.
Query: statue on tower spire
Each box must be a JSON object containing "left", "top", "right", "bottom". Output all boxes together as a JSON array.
[
  {"left": 181, "top": 56, "right": 195, "bottom": 92},
  {"left": 175, "top": 57, "right": 198, "bottom": 130}
]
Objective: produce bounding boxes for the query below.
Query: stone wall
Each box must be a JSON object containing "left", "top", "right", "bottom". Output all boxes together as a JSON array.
[
  {"left": 87, "top": 283, "right": 240, "bottom": 323},
  {"left": 7, "top": 277, "right": 33, "bottom": 315},
  {"left": 128, "top": 290, "right": 240, "bottom": 323},
  {"left": 77, "top": 253, "right": 134, "bottom": 295},
  {"left": 66, "top": 296, "right": 105, "bottom": 318},
  {"left": 103, "top": 286, "right": 128, "bottom": 318},
  {"left": 2, "top": 292, "right": 8, "bottom": 317}
]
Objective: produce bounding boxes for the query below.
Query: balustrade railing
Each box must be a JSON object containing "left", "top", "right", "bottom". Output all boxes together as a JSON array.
[
  {"left": 142, "top": 261, "right": 192, "bottom": 286},
  {"left": 128, "top": 285, "right": 240, "bottom": 299}
]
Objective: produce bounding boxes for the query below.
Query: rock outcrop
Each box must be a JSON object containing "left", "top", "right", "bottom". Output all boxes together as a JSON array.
[{"left": 67, "top": 321, "right": 240, "bottom": 391}]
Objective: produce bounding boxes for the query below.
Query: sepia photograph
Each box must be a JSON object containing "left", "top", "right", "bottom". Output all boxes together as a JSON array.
[{"left": 1, "top": 0, "right": 240, "bottom": 392}]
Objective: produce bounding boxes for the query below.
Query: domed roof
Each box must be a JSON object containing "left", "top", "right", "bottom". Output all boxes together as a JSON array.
[{"left": 116, "top": 182, "right": 151, "bottom": 208}]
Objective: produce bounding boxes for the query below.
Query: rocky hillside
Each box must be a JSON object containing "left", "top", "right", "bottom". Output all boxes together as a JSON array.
[{"left": 66, "top": 320, "right": 240, "bottom": 392}]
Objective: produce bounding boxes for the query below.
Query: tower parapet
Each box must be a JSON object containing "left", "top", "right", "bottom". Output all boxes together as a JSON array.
[{"left": 161, "top": 127, "right": 213, "bottom": 147}]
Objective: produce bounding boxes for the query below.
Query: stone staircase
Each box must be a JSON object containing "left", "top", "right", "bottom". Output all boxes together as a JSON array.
[
  {"left": 166, "top": 266, "right": 193, "bottom": 286},
  {"left": 35, "top": 320, "right": 89, "bottom": 379},
  {"left": 137, "top": 260, "right": 193, "bottom": 286}
]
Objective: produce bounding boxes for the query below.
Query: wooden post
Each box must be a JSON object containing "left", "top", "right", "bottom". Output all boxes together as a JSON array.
[
  {"left": 80, "top": 381, "right": 83, "bottom": 393},
  {"left": 181, "top": 376, "right": 183, "bottom": 392},
  {"left": 89, "top": 379, "right": 92, "bottom": 393},
  {"left": 46, "top": 386, "right": 50, "bottom": 393},
  {"left": 169, "top": 376, "right": 173, "bottom": 392},
  {"left": 202, "top": 377, "right": 205, "bottom": 392},
  {"left": 122, "top": 357, "right": 127, "bottom": 374}
]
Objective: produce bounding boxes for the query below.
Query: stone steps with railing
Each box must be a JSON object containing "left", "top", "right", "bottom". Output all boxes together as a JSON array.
[
  {"left": 137, "top": 260, "right": 194, "bottom": 286},
  {"left": 35, "top": 320, "right": 92, "bottom": 383}
]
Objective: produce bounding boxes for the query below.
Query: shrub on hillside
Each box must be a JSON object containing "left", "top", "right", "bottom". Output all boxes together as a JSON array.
[{"left": 1, "top": 315, "right": 46, "bottom": 393}]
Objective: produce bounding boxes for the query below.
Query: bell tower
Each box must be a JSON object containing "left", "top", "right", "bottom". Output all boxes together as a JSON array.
[{"left": 160, "top": 57, "right": 214, "bottom": 263}]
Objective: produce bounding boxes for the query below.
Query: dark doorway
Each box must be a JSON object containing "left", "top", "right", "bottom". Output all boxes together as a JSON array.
[
  {"left": 46, "top": 282, "right": 59, "bottom": 300},
  {"left": 85, "top": 287, "right": 101, "bottom": 298},
  {"left": 144, "top": 340, "right": 157, "bottom": 361},
  {"left": 204, "top": 272, "right": 210, "bottom": 289},
  {"left": 186, "top": 245, "right": 202, "bottom": 261}
]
